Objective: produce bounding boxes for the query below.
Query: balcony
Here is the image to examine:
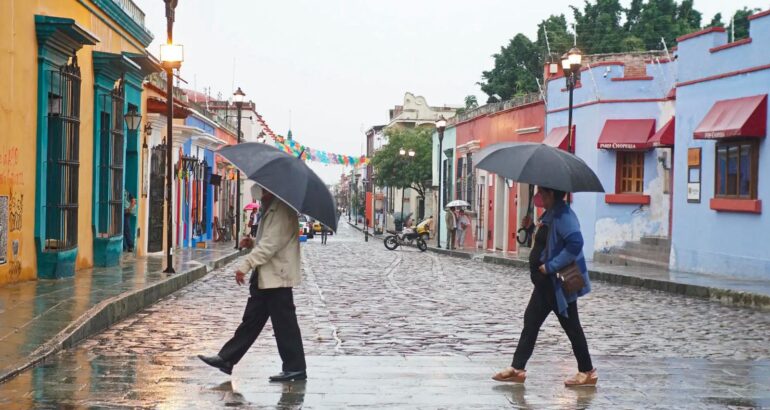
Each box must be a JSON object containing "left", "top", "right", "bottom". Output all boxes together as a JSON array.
[{"left": 112, "top": 0, "right": 146, "bottom": 28}]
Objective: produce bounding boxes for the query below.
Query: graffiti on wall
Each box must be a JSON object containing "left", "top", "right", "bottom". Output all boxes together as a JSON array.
[
  {"left": 0, "top": 147, "right": 23, "bottom": 186},
  {"left": 1, "top": 145, "right": 24, "bottom": 281}
]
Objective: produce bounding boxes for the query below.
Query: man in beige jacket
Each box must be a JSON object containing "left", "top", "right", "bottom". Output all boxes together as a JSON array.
[{"left": 199, "top": 187, "right": 306, "bottom": 382}]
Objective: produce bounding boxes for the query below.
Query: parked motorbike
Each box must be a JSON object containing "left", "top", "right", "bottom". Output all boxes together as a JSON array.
[{"left": 383, "top": 227, "right": 428, "bottom": 252}]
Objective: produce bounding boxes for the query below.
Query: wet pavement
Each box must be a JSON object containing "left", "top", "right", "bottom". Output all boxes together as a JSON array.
[
  {"left": 0, "top": 242, "right": 239, "bottom": 382},
  {"left": 1, "top": 224, "right": 770, "bottom": 408}
]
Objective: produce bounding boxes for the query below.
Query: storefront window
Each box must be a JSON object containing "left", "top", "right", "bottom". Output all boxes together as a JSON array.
[
  {"left": 715, "top": 142, "right": 757, "bottom": 199},
  {"left": 97, "top": 79, "right": 125, "bottom": 237},
  {"left": 617, "top": 151, "right": 645, "bottom": 194}
]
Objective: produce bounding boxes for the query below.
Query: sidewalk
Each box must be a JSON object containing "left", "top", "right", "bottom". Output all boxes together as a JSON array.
[
  {"left": 347, "top": 221, "right": 770, "bottom": 310},
  {"left": 429, "top": 246, "right": 770, "bottom": 310},
  {"left": 0, "top": 242, "right": 245, "bottom": 383}
]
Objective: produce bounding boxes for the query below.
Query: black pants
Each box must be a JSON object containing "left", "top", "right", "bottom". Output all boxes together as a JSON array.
[
  {"left": 218, "top": 279, "right": 306, "bottom": 372},
  {"left": 512, "top": 285, "right": 593, "bottom": 372},
  {"left": 321, "top": 230, "right": 328, "bottom": 244}
]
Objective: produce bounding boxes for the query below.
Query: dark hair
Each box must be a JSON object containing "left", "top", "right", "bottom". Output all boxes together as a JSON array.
[{"left": 541, "top": 187, "right": 567, "bottom": 201}]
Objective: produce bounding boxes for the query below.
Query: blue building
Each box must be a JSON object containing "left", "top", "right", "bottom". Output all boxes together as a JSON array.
[
  {"left": 545, "top": 53, "right": 677, "bottom": 267},
  {"left": 671, "top": 10, "right": 770, "bottom": 279}
]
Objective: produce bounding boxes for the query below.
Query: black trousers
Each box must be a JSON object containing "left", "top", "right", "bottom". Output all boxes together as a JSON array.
[
  {"left": 321, "top": 230, "right": 328, "bottom": 244},
  {"left": 512, "top": 285, "right": 593, "bottom": 372},
  {"left": 218, "top": 279, "right": 306, "bottom": 372}
]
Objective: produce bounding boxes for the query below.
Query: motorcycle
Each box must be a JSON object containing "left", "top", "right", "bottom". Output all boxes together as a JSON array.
[{"left": 383, "top": 227, "right": 428, "bottom": 252}]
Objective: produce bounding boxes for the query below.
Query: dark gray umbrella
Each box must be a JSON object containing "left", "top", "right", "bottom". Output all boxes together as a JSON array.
[
  {"left": 475, "top": 142, "right": 604, "bottom": 193},
  {"left": 217, "top": 143, "right": 338, "bottom": 231}
]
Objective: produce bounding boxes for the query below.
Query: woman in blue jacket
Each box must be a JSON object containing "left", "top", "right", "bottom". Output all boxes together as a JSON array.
[{"left": 493, "top": 186, "right": 597, "bottom": 387}]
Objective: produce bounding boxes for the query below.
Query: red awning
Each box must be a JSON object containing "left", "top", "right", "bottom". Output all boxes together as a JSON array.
[
  {"left": 694, "top": 94, "right": 767, "bottom": 139},
  {"left": 649, "top": 118, "right": 675, "bottom": 147},
  {"left": 543, "top": 126, "right": 574, "bottom": 152},
  {"left": 597, "top": 119, "right": 656, "bottom": 150}
]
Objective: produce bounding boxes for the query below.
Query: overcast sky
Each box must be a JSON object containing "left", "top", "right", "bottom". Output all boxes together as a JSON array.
[{"left": 134, "top": 0, "right": 768, "bottom": 183}]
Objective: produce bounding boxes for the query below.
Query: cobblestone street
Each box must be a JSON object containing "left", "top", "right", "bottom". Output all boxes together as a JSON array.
[{"left": 1, "top": 223, "right": 769, "bottom": 408}]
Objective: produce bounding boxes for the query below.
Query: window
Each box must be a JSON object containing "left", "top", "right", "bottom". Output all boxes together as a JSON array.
[
  {"left": 466, "top": 153, "right": 475, "bottom": 209},
  {"left": 45, "top": 55, "right": 81, "bottom": 250},
  {"left": 98, "top": 80, "right": 125, "bottom": 237},
  {"left": 716, "top": 141, "right": 758, "bottom": 198},
  {"left": 617, "top": 151, "right": 645, "bottom": 194}
]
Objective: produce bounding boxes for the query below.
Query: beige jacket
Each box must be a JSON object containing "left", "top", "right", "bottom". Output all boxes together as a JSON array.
[{"left": 237, "top": 198, "right": 301, "bottom": 289}]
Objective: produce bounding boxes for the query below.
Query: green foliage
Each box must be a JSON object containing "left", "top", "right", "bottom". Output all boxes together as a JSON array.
[
  {"left": 370, "top": 127, "right": 433, "bottom": 199},
  {"left": 708, "top": 12, "right": 724, "bottom": 28},
  {"left": 478, "top": 0, "right": 725, "bottom": 101},
  {"left": 464, "top": 95, "right": 479, "bottom": 110},
  {"left": 728, "top": 8, "right": 760, "bottom": 40},
  {"left": 478, "top": 33, "right": 541, "bottom": 101}
]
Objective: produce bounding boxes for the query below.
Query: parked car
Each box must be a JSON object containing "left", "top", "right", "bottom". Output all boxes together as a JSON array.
[
  {"left": 298, "top": 215, "right": 314, "bottom": 238},
  {"left": 313, "top": 221, "right": 332, "bottom": 235}
]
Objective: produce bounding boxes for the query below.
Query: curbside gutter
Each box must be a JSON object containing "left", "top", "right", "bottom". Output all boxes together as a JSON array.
[
  {"left": 428, "top": 248, "right": 770, "bottom": 311},
  {"left": 0, "top": 249, "right": 248, "bottom": 384}
]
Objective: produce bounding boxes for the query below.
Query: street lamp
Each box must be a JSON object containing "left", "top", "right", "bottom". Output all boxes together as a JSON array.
[
  {"left": 233, "top": 87, "right": 245, "bottom": 249},
  {"left": 161, "top": 0, "right": 182, "bottom": 274},
  {"left": 398, "top": 147, "right": 415, "bottom": 231},
  {"left": 435, "top": 116, "right": 446, "bottom": 249},
  {"left": 562, "top": 47, "right": 581, "bottom": 205},
  {"left": 124, "top": 107, "right": 142, "bottom": 131}
]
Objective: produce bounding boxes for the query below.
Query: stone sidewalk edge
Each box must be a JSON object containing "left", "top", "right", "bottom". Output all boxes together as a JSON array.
[
  {"left": 0, "top": 248, "right": 248, "bottom": 384},
  {"left": 346, "top": 221, "right": 770, "bottom": 310},
  {"left": 434, "top": 246, "right": 770, "bottom": 311}
]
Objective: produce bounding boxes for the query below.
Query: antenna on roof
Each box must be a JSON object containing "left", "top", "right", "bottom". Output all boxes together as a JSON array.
[
  {"left": 660, "top": 37, "right": 671, "bottom": 63},
  {"left": 731, "top": 15, "right": 735, "bottom": 42},
  {"left": 542, "top": 24, "right": 552, "bottom": 58}
]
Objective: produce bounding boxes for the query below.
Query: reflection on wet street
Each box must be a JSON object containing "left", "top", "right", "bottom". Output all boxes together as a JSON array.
[{"left": 1, "top": 224, "right": 769, "bottom": 408}]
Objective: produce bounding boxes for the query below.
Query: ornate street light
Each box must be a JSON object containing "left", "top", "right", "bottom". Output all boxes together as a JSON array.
[
  {"left": 124, "top": 107, "right": 142, "bottom": 131},
  {"left": 561, "top": 46, "right": 582, "bottom": 205},
  {"left": 160, "top": 0, "right": 182, "bottom": 274},
  {"left": 435, "top": 116, "right": 446, "bottom": 249},
  {"left": 233, "top": 87, "right": 245, "bottom": 249}
]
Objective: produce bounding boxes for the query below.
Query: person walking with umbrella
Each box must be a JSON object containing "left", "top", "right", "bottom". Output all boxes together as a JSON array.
[
  {"left": 201, "top": 142, "right": 338, "bottom": 382},
  {"left": 492, "top": 187, "right": 597, "bottom": 386},
  {"left": 199, "top": 185, "right": 307, "bottom": 381}
]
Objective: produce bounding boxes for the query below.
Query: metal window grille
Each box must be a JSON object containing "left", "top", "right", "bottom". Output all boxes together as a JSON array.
[
  {"left": 98, "top": 79, "right": 125, "bottom": 237},
  {"left": 45, "top": 54, "right": 81, "bottom": 250}
]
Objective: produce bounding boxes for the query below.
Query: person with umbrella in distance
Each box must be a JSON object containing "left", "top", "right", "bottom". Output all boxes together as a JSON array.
[
  {"left": 202, "top": 142, "right": 339, "bottom": 382},
  {"left": 474, "top": 142, "right": 603, "bottom": 387},
  {"left": 199, "top": 184, "right": 307, "bottom": 381},
  {"left": 445, "top": 206, "right": 457, "bottom": 250}
]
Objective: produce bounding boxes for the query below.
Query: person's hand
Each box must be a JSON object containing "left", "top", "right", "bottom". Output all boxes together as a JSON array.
[
  {"left": 538, "top": 264, "right": 547, "bottom": 275},
  {"left": 235, "top": 270, "right": 246, "bottom": 286}
]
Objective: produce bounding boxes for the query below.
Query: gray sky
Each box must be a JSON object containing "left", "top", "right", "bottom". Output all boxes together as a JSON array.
[{"left": 135, "top": 0, "right": 768, "bottom": 183}]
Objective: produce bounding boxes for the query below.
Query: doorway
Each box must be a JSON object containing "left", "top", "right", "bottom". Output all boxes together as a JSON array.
[{"left": 147, "top": 144, "right": 166, "bottom": 253}]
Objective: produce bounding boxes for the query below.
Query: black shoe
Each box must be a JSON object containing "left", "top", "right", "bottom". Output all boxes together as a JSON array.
[
  {"left": 269, "top": 370, "right": 307, "bottom": 382},
  {"left": 198, "top": 354, "right": 233, "bottom": 375}
]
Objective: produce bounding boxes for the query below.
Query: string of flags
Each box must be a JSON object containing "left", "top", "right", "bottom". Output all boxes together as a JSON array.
[{"left": 254, "top": 113, "right": 369, "bottom": 166}]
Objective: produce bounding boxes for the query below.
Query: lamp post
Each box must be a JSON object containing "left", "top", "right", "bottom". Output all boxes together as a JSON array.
[
  {"left": 160, "top": 0, "right": 182, "bottom": 274},
  {"left": 558, "top": 46, "right": 582, "bottom": 205},
  {"left": 435, "top": 117, "right": 446, "bottom": 248},
  {"left": 232, "top": 87, "right": 245, "bottom": 249},
  {"left": 398, "top": 147, "right": 415, "bottom": 230}
]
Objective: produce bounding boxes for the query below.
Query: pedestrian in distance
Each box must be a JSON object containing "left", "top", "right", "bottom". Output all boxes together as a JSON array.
[
  {"left": 199, "top": 185, "right": 307, "bottom": 382},
  {"left": 123, "top": 190, "right": 136, "bottom": 253},
  {"left": 493, "top": 186, "right": 597, "bottom": 387},
  {"left": 248, "top": 208, "right": 260, "bottom": 238},
  {"left": 455, "top": 209, "right": 470, "bottom": 250},
  {"left": 445, "top": 206, "right": 457, "bottom": 250},
  {"left": 320, "top": 223, "right": 329, "bottom": 245}
]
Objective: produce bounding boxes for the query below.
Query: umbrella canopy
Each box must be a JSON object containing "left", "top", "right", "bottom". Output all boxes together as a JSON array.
[
  {"left": 445, "top": 200, "right": 470, "bottom": 208},
  {"left": 475, "top": 142, "right": 604, "bottom": 193},
  {"left": 217, "top": 143, "right": 338, "bottom": 231},
  {"left": 244, "top": 202, "right": 260, "bottom": 211}
]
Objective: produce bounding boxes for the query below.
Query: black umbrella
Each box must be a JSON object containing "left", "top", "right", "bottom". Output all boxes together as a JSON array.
[
  {"left": 217, "top": 143, "right": 338, "bottom": 231},
  {"left": 475, "top": 142, "right": 604, "bottom": 193}
]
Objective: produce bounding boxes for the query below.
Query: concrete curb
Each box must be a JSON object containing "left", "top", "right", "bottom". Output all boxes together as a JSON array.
[
  {"left": 429, "top": 248, "right": 770, "bottom": 311},
  {"left": 0, "top": 248, "right": 248, "bottom": 384}
]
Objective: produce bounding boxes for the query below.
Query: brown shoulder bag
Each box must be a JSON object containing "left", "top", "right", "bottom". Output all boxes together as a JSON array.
[{"left": 546, "top": 231, "right": 585, "bottom": 294}]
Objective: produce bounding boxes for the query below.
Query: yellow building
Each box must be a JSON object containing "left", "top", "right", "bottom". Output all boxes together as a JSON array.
[{"left": 0, "top": 0, "right": 159, "bottom": 285}]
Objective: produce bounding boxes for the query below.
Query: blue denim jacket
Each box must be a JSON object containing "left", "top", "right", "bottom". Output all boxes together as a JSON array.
[{"left": 540, "top": 201, "right": 591, "bottom": 317}]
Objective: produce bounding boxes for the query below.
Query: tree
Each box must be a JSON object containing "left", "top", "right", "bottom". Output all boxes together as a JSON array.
[
  {"left": 536, "top": 14, "right": 573, "bottom": 62},
  {"left": 572, "top": 0, "right": 625, "bottom": 53},
  {"left": 370, "top": 127, "right": 433, "bottom": 201},
  {"left": 464, "top": 95, "right": 479, "bottom": 110},
  {"left": 707, "top": 12, "right": 725, "bottom": 28},
  {"left": 728, "top": 8, "right": 760, "bottom": 40},
  {"left": 477, "top": 33, "right": 540, "bottom": 101}
]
